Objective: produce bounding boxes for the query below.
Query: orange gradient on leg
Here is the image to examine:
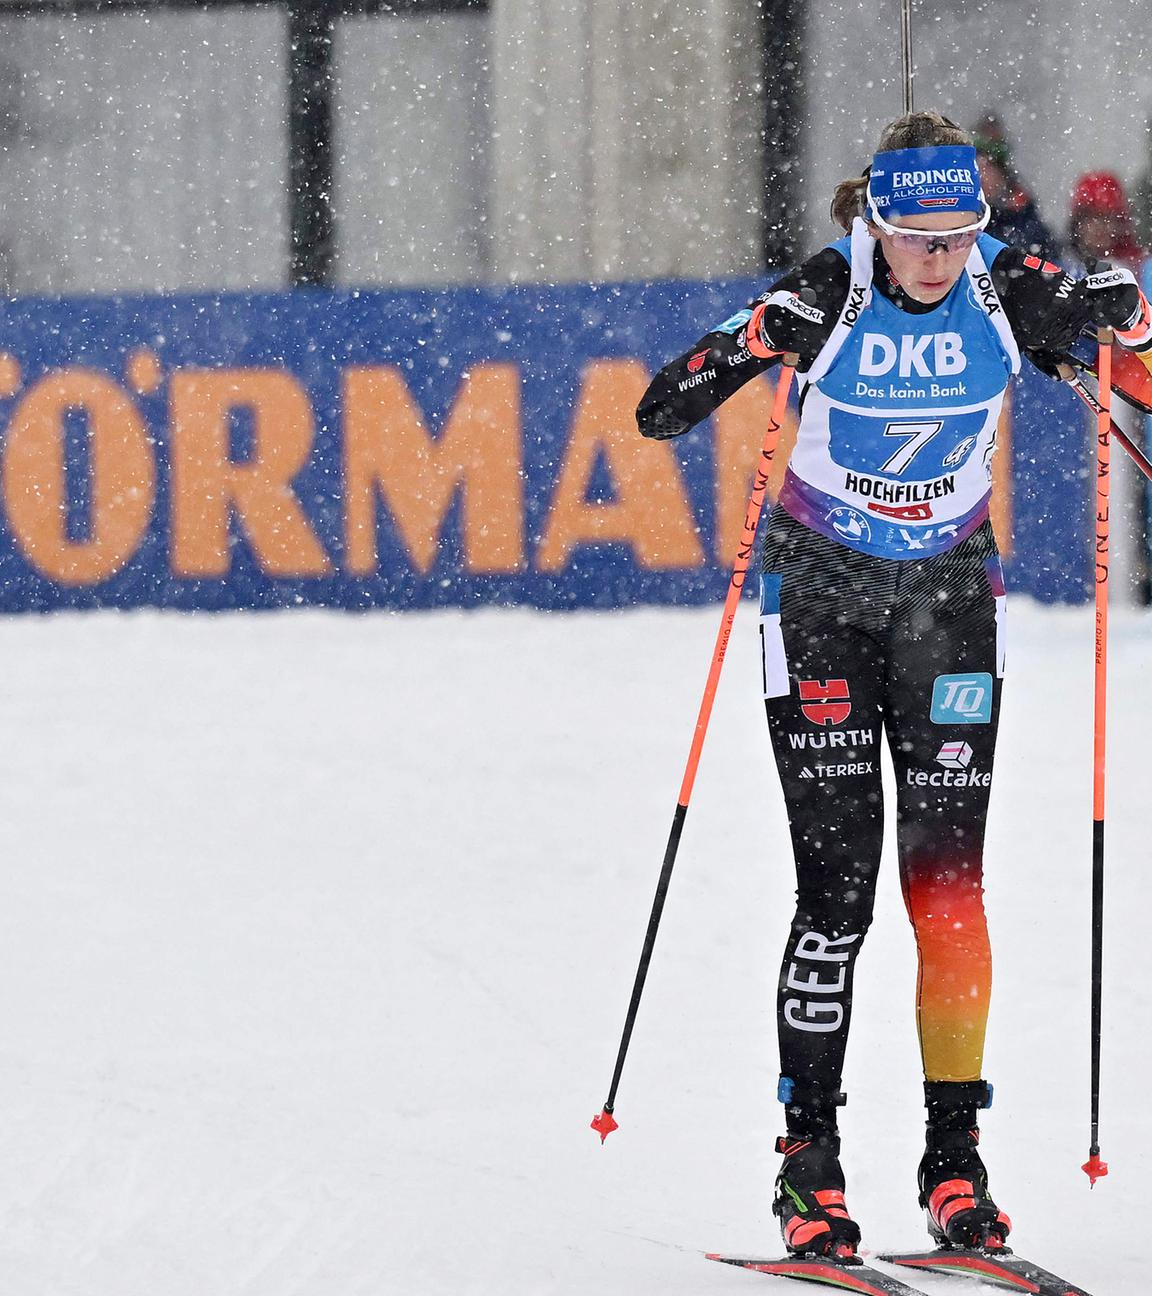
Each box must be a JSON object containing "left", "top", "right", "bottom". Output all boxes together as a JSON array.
[{"left": 900, "top": 854, "right": 992, "bottom": 1083}]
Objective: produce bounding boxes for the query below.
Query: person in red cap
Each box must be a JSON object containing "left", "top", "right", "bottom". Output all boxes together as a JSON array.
[{"left": 1068, "top": 171, "right": 1148, "bottom": 274}]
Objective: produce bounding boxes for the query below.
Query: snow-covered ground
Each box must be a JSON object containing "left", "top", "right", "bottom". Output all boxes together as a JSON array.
[{"left": 0, "top": 601, "right": 1146, "bottom": 1295}]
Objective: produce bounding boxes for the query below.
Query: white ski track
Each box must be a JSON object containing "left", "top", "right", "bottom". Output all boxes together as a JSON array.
[{"left": 0, "top": 602, "right": 1143, "bottom": 1294}]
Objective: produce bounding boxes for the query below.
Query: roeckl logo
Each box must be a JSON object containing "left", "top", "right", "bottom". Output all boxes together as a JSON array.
[
  {"left": 1086, "top": 268, "right": 1134, "bottom": 291},
  {"left": 859, "top": 332, "right": 967, "bottom": 377},
  {"left": 798, "top": 679, "right": 852, "bottom": 726},
  {"left": 687, "top": 349, "right": 710, "bottom": 373},
  {"left": 765, "top": 289, "right": 826, "bottom": 325}
]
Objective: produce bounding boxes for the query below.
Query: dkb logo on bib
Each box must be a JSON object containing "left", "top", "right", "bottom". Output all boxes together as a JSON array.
[{"left": 859, "top": 332, "right": 967, "bottom": 378}]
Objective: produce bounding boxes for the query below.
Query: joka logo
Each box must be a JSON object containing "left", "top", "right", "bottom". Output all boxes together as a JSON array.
[
  {"left": 799, "top": 679, "right": 851, "bottom": 726},
  {"left": 930, "top": 673, "right": 993, "bottom": 725},
  {"left": 936, "top": 740, "right": 973, "bottom": 769},
  {"left": 687, "top": 349, "right": 710, "bottom": 374},
  {"left": 843, "top": 283, "right": 868, "bottom": 327}
]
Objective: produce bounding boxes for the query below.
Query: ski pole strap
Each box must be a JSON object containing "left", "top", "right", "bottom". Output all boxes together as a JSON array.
[
  {"left": 923, "top": 1079, "right": 993, "bottom": 1110},
  {"left": 778, "top": 1076, "right": 847, "bottom": 1108}
]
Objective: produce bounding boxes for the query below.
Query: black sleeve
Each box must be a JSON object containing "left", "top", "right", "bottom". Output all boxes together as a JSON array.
[
  {"left": 636, "top": 247, "right": 851, "bottom": 439},
  {"left": 990, "top": 246, "right": 1088, "bottom": 363}
]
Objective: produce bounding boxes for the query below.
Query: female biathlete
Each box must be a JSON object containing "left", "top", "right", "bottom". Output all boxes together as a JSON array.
[{"left": 637, "top": 111, "right": 1152, "bottom": 1258}]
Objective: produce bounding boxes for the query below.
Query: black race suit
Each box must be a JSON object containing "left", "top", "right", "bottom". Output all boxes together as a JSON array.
[{"left": 637, "top": 241, "right": 1084, "bottom": 1123}]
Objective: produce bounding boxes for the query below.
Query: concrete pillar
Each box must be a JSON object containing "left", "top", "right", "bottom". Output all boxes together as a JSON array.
[{"left": 490, "top": 0, "right": 764, "bottom": 283}]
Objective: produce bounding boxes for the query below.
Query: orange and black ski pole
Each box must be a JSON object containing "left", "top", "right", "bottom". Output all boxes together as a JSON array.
[
  {"left": 1057, "top": 356, "right": 1152, "bottom": 483},
  {"left": 1083, "top": 330, "right": 1112, "bottom": 1188},
  {"left": 591, "top": 355, "right": 798, "bottom": 1143}
]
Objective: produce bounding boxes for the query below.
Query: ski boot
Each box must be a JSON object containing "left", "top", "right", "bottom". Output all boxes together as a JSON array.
[
  {"left": 773, "top": 1080, "right": 861, "bottom": 1259},
  {"left": 918, "top": 1080, "right": 1011, "bottom": 1250}
]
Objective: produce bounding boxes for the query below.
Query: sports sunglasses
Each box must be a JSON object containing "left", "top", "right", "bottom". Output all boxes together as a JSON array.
[{"left": 866, "top": 194, "right": 991, "bottom": 254}]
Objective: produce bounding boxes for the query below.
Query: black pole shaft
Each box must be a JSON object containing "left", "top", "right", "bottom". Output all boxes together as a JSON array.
[
  {"left": 760, "top": 0, "right": 806, "bottom": 270},
  {"left": 602, "top": 802, "right": 688, "bottom": 1115},
  {"left": 289, "top": 0, "right": 336, "bottom": 286},
  {"left": 900, "top": 0, "right": 914, "bottom": 113},
  {"left": 1090, "top": 818, "right": 1104, "bottom": 1153},
  {"left": 1107, "top": 422, "right": 1152, "bottom": 482}
]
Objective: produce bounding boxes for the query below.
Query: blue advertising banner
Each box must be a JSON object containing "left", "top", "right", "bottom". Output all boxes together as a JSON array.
[{"left": 0, "top": 279, "right": 1093, "bottom": 612}]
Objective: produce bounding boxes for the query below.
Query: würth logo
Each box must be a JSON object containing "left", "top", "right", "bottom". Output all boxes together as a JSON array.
[
  {"left": 687, "top": 349, "right": 710, "bottom": 374},
  {"left": 799, "top": 679, "right": 852, "bottom": 726}
]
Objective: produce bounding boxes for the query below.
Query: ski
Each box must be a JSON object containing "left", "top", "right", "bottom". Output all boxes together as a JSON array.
[
  {"left": 879, "top": 1247, "right": 1094, "bottom": 1295},
  {"left": 706, "top": 1253, "right": 932, "bottom": 1295}
]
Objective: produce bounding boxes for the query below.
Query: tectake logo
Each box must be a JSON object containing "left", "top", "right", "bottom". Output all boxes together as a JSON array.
[
  {"left": 930, "top": 673, "right": 993, "bottom": 724},
  {"left": 798, "top": 679, "right": 852, "bottom": 726},
  {"left": 906, "top": 740, "right": 990, "bottom": 788},
  {"left": 936, "top": 740, "right": 973, "bottom": 769}
]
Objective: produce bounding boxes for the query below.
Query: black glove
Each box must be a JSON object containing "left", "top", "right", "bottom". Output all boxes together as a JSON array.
[
  {"left": 1026, "top": 348, "right": 1065, "bottom": 379},
  {"left": 1031, "top": 278, "right": 1091, "bottom": 354},
  {"left": 1082, "top": 259, "right": 1145, "bottom": 331},
  {"left": 637, "top": 401, "right": 690, "bottom": 440}
]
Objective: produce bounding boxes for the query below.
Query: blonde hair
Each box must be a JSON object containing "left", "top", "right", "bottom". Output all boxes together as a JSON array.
[{"left": 830, "top": 111, "right": 973, "bottom": 232}]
